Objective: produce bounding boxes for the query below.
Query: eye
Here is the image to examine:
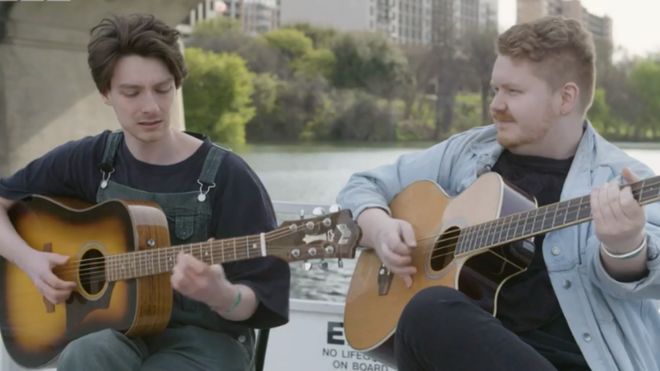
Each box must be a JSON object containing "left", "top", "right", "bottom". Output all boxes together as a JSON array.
[
  {"left": 122, "top": 91, "right": 139, "bottom": 97},
  {"left": 156, "top": 86, "right": 172, "bottom": 94}
]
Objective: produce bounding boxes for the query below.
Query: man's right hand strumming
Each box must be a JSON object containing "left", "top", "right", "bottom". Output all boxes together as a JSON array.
[
  {"left": 357, "top": 208, "right": 417, "bottom": 287},
  {"left": 17, "top": 249, "right": 77, "bottom": 305},
  {"left": 0, "top": 197, "right": 76, "bottom": 305}
]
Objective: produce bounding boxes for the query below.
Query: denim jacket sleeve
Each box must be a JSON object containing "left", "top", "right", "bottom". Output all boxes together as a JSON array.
[
  {"left": 336, "top": 127, "right": 489, "bottom": 219},
  {"left": 587, "top": 143, "right": 660, "bottom": 300}
]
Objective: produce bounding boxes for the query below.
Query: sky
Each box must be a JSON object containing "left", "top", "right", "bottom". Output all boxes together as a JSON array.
[{"left": 498, "top": 0, "right": 660, "bottom": 57}]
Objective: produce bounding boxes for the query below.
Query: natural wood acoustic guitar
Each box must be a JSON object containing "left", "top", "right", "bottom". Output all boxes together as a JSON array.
[
  {"left": 344, "top": 172, "right": 660, "bottom": 366},
  {"left": 0, "top": 195, "right": 360, "bottom": 368}
]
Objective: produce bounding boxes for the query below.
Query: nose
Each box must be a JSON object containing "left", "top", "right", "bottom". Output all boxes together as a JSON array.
[
  {"left": 141, "top": 91, "right": 160, "bottom": 115},
  {"left": 489, "top": 90, "right": 505, "bottom": 113}
]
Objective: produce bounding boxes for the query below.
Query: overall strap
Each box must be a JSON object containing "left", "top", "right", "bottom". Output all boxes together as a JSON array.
[
  {"left": 196, "top": 144, "right": 228, "bottom": 202},
  {"left": 99, "top": 131, "right": 123, "bottom": 172},
  {"left": 98, "top": 131, "right": 123, "bottom": 189}
]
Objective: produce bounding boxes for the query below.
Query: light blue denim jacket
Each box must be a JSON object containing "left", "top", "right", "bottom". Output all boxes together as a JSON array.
[{"left": 337, "top": 123, "right": 660, "bottom": 371}]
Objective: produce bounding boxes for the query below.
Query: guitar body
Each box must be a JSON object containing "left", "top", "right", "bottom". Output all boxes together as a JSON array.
[
  {"left": 0, "top": 196, "right": 172, "bottom": 368},
  {"left": 344, "top": 173, "right": 537, "bottom": 365}
]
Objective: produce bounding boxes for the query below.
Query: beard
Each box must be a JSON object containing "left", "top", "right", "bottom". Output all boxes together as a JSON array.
[{"left": 495, "top": 118, "right": 554, "bottom": 151}]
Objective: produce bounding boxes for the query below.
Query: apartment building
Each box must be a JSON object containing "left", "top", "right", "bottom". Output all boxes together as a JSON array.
[
  {"left": 183, "top": 0, "right": 279, "bottom": 35},
  {"left": 517, "top": 0, "right": 613, "bottom": 59},
  {"left": 280, "top": 0, "right": 496, "bottom": 46}
]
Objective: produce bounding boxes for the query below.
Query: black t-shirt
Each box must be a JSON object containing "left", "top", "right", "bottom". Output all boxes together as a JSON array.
[
  {"left": 0, "top": 130, "right": 290, "bottom": 329},
  {"left": 492, "top": 150, "right": 589, "bottom": 370}
]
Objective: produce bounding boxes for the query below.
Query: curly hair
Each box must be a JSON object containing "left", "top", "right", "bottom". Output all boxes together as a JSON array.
[
  {"left": 497, "top": 16, "right": 595, "bottom": 112},
  {"left": 87, "top": 14, "right": 187, "bottom": 94}
]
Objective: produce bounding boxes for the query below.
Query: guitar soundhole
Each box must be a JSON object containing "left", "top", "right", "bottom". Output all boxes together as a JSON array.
[
  {"left": 79, "top": 249, "right": 106, "bottom": 295},
  {"left": 430, "top": 226, "right": 460, "bottom": 271}
]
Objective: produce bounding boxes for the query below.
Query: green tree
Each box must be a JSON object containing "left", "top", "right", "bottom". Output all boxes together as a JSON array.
[
  {"left": 331, "top": 32, "right": 410, "bottom": 99},
  {"left": 188, "top": 18, "right": 286, "bottom": 76},
  {"left": 285, "top": 23, "right": 338, "bottom": 49},
  {"left": 263, "top": 28, "right": 313, "bottom": 60},
  {"left": 629, "top": 60, "right": 660, "bottom": 139},
  {"left": 464, "top": 30, "right": 498, "bottom": 124},
  {"left": 183, "top": 48, "right": 255, "bottom": 148},
  {"left": 291, "top": 48, "right": 336, "bottom": 80},
  {"left": 192, "top": 16, "right": 242, "bottom": 36},
  {"left": 587, "top": 88, "right": 616, "bottom": 137},
  {"left": 329, "top": 91, "right": 397, "bottom": 141},
  {"left": 247, "top": 77, "right": 331, "bottom": 141}
]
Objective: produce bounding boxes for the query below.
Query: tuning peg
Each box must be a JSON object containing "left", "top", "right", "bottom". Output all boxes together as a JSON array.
[
  {"left": 319, "top": 260, "right": 329, "bottom": 270},
  {"left": 312, "top": 207, "right": 326, "bottom": 216},
  {"left": 303, "top": 261, "right": 313, "bottom": 271},
  {"left": 329, "top": 204, "right": 341, "bottom": 213},
  {"left": 337, "top": 258, "right": 343, "bottom": 268}
]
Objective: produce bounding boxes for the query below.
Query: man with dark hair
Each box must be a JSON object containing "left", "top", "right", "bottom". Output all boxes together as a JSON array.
[
  {"left": 0, "top": 14, "right": 289, "bottom": 370},
  {"left": 338, "top": 16, "right": 660, "bottom": 371}
]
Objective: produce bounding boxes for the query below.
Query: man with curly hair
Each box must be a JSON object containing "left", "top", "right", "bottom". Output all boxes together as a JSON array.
[{"left": 338, "top": 16, "right": 660, "bottom": 371}]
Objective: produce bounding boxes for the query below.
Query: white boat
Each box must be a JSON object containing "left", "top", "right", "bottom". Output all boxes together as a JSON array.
[{"left": 265, "top": 299, "right": 393, "bottom": 371}]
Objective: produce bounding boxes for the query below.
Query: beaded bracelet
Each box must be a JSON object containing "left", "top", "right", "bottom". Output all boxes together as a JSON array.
[{"left": 600, "top": 237, "right": 647, "bottom": 260}]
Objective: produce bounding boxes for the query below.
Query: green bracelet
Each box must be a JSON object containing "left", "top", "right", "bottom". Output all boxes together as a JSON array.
[{"left": 223, "top": 288, "right": 242, "bottom": 315}]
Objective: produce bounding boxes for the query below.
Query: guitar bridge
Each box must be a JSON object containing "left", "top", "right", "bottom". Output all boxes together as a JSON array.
[{"left": 377, "top": 264, "right": 393, "bottom": 296}]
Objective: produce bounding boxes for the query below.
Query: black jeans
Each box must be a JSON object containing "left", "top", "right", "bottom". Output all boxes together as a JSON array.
[{"left": 394, "top": 286, "right": 558, "bottom": 371}]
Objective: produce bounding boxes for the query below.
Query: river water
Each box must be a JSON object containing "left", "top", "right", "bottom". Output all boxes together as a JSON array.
[{"left": 239, "top": 143, "right": 660, "bottom": 302}]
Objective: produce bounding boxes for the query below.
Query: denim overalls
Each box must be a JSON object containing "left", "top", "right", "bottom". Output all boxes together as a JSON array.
[{"left": 57, "top": 132, "right": 254, "bottom": 371}]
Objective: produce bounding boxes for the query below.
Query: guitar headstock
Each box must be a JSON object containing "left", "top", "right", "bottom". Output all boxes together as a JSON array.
[{"left": 269, "top": 209, "right": 361, "bottom": 263}]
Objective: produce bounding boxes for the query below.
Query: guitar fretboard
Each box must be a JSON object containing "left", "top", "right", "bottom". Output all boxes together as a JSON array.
[
  {"left": 455, "top": 175, "right": 660, "bottom": 255},
  {"left": 105, "top": 233, "right": 267, "bottom": 281}
]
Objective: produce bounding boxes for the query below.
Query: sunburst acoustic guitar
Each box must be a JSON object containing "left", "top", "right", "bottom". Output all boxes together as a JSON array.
[
  {"left": 344, "top": 171, "right": 660, "bottom": 366},
  {"left": 0, "top": 195, "right": 360, "bottom": 368}
]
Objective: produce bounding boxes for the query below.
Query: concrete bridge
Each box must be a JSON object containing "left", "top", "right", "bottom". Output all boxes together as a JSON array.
[{"left": 0, "top": 0, "right": 200, "bottom": 176}]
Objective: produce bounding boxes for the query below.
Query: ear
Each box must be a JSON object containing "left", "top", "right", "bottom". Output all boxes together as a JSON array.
[{"left": 559, "top": 82, "right": 579, "bottom": 115}]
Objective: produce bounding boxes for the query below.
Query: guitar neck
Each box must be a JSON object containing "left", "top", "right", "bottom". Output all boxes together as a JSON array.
[
  {"left": 457, "top": 175, "right": 660, "bottom": 255},
  {"left": 106, "top": 232, "right": 269, "bottom": 281}
]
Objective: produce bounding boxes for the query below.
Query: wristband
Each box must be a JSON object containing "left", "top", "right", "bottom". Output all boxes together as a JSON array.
[{"left": 601, "top": 237, "right": 647, "bottom": 259}]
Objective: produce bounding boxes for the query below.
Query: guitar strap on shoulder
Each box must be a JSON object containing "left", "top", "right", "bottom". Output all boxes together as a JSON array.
[{"left": 98, "top": 131, "right": 123, "bottom": 189}]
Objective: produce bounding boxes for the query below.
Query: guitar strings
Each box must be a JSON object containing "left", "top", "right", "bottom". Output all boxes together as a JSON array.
[
  {"left": 41, "top": 177, "right": 660, "bottom": 284},
  {"left": 54, "top": 219, "right": 336, "bottom": 283},
  {"left": 64, "top": 221, "right": 320, "bottom": 277},
  {"left": 407, "top": 179, "right": 659, "bottom": 265},
  {"left": 72, "top": 189, "right": 599, "bottom": 282},
  {"left": 57, "top": 189, "right": 635, "bottom": 282},
  {"left": 421, "top": 178, "right": 660, "bottom": 263}
]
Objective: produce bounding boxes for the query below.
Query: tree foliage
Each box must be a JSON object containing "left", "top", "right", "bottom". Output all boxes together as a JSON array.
[
  {"left": 183, "top": 17, "right": 660, "bottom": 143},
  {"left": 263, "top": 28, "right": 313, "bottom": 60},
  {"left": 629, "top": 60, "right": 660, "bottom": 138},
  {"left": 331, "top": 32, "right": 411, "bottom": 98},
  {"left": 183, "top": 48, "right": 255, "bottom": 148}
]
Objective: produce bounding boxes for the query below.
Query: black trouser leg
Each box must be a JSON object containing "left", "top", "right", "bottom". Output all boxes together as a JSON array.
[{"left": 394, "top": 286, "right": 558, "bottom": 371}]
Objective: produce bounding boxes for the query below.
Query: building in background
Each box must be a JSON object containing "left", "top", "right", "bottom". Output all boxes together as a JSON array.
[
  {"left": 279, "top": 0, "right": 371, "bottom": 33},
  {"left": 517, "top": 0, "right": 612, "bottom": 61},
  {"left": 182, "top": 0, "right": 279, "bottom": 35},
  {"left": 562, "top": 0, "right": 612, "bottom": 55},
  {"left": 182, "top": 0, "right": 498, "bottom": 46},
  {"left": 517, "top": 0, "right": 563, "bottom": 23},
  {"left": 280, "top": 0, "right": 496, "bottom": 46},
  {"left": 479, "top": 0, "right": 498, "bottom": 31}
]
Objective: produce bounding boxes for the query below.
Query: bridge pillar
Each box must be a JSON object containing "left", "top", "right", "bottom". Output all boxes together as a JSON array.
[{"left": 0, "top": 0, "right": 199, "bottom": 175}]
